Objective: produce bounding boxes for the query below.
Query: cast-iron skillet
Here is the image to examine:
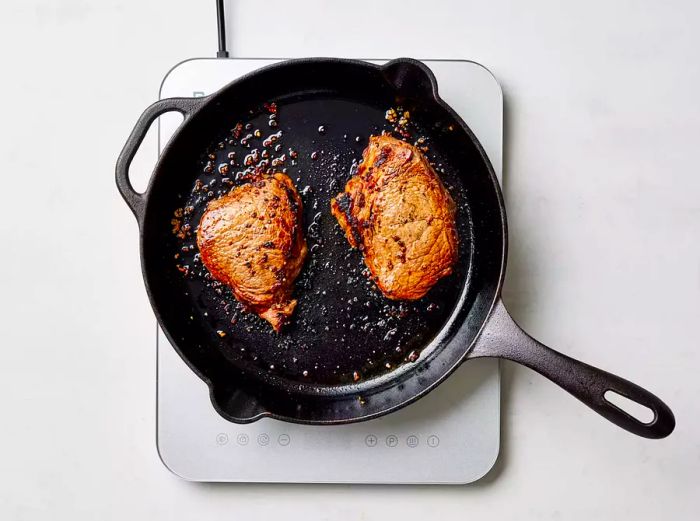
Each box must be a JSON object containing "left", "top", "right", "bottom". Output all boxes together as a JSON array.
[{"left": 116, "top": 58, "right": 674, "bottom": 438}]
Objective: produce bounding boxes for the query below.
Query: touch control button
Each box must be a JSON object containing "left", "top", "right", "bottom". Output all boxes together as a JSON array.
[
  {"left": 216, "top": 433, "right": 229, "bottom": 446},
  {"left": 257, "top": 433, "right": 270, "bottom": 446},
  {"left": 385, "top": 435, "right": 398, "bottom": 447},
  {"left": 278, "top": 434, "right": 291, "bottom": 446},
  {"left": 365, "top": 434, "right": 378, "bottom": 447},
  {"left": 406, "top": 435, "right": 419, "bottom": 448},
  {"left": 237, "top": 433, "right": 249, "bottom": 446},
  {"left": 427, "top": 435, "right": 440, "bottom": 448}
]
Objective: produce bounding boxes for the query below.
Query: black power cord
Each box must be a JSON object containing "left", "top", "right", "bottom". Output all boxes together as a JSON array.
[{"left": 216, "top": 0, "right": 229, "bottom": 58}]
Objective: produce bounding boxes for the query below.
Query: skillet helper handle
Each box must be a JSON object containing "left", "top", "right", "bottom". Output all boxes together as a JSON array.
[
  {"left": 470, "top": 300, "right": 675, "bottom": 439},
  {"left": 115, "top": 97, "right": 202, "bottom": 222}
]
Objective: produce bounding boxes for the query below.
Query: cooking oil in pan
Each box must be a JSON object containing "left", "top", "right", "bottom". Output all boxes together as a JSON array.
[{"left": 168, "top": 95, "right": 472, "bottom": 386}]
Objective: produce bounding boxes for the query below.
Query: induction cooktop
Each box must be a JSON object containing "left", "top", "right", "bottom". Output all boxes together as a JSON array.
[{"left": 156, "top": 58, "right": 503, "bottom": 484}]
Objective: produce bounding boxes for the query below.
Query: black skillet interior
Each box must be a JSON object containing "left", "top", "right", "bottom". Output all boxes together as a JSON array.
[{"left": 141, "top": 59, "right": 505, "bottom": 423}]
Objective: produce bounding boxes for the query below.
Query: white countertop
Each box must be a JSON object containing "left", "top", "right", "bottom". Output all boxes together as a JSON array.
[{"left": 0, "top": 1, "right": 698, "bottom": 519}]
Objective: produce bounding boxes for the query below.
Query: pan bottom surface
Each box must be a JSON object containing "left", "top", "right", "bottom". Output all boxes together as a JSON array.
[{"left": 167, "top": 92, "right": 473, "bottom": 387}]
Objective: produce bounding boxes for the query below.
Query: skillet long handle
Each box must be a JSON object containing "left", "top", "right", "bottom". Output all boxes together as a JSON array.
[
  {"left": 115, "top": 97, "right": 202, "bottom": 223},
  {"left": 470, "top": 300, "right": 675, "bottom": 439}
]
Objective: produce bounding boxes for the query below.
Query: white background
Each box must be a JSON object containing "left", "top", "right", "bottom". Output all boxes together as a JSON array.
[{"left": 0, "top": 0, "right": 698, "bottom": 519}]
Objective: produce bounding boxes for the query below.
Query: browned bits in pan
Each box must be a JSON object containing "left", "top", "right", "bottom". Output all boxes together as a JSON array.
[{"left": 169, "top": 95, "right": 468, "bottom": 385}]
